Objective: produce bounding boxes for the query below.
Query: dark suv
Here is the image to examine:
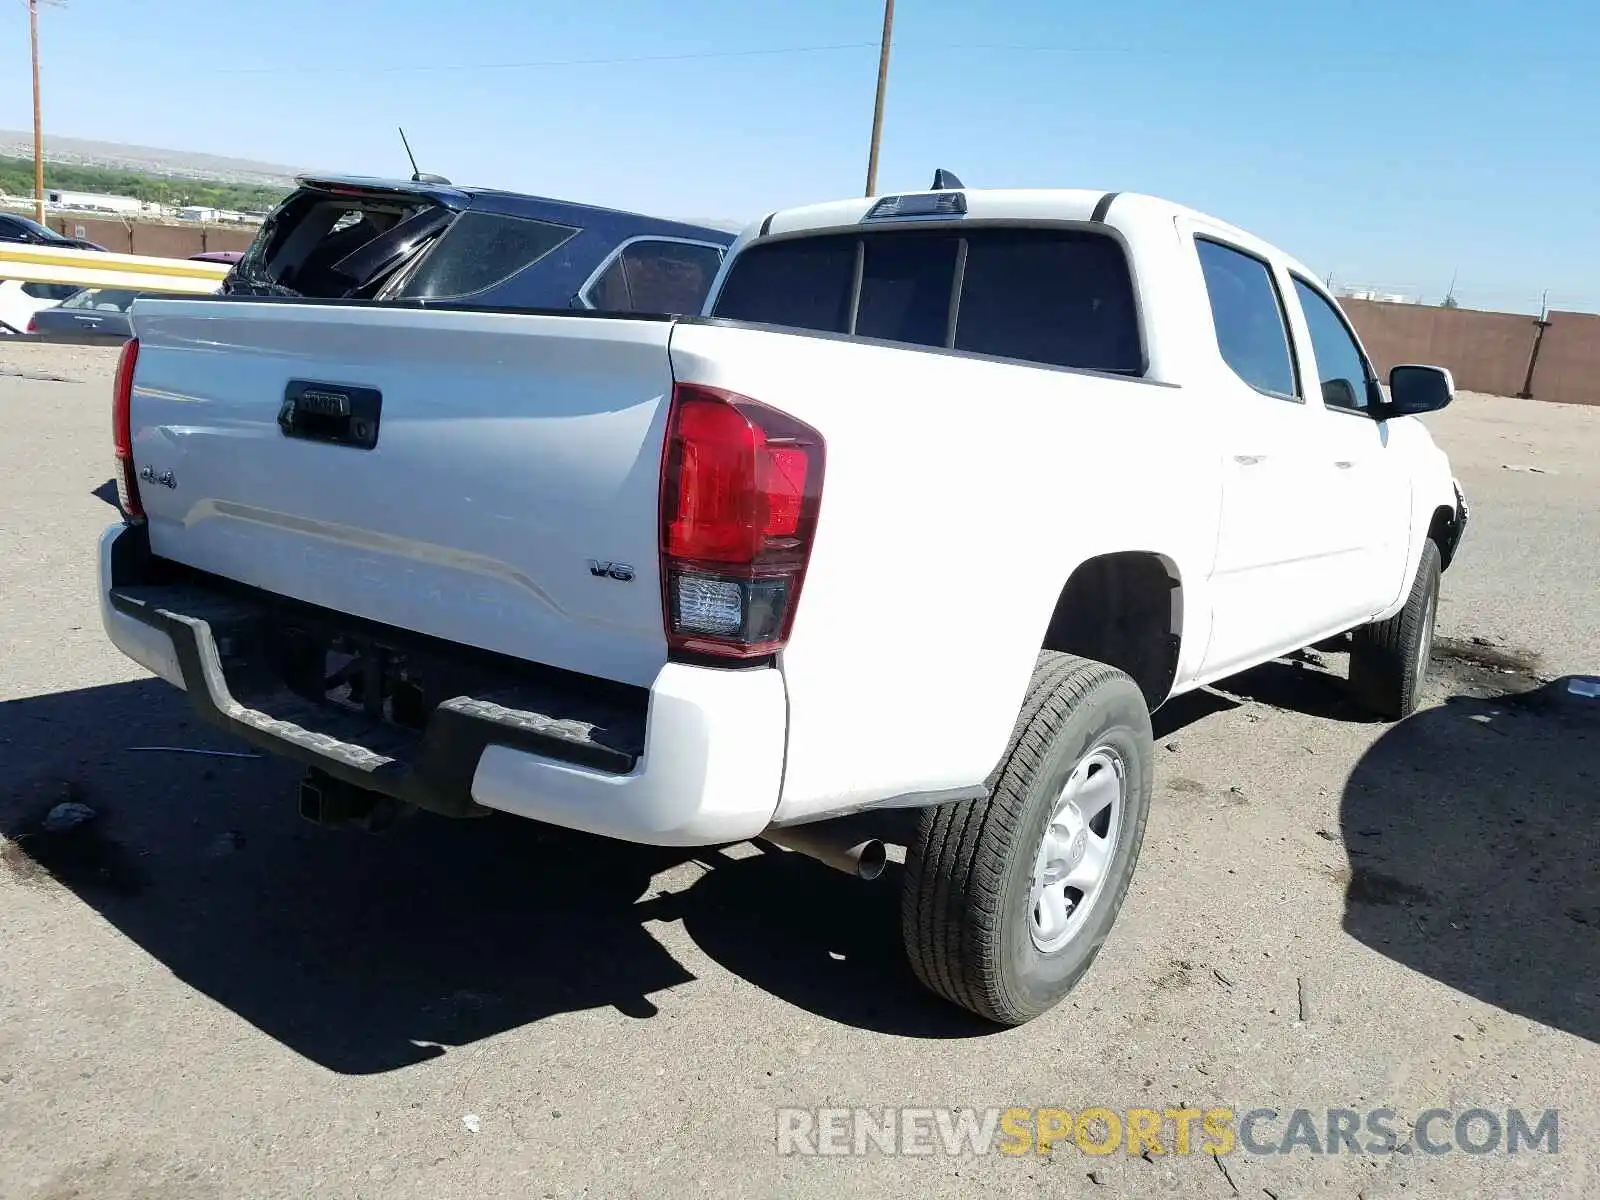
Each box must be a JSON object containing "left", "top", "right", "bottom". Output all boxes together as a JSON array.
[{"left": 225, "top": 175, "right": 736, "bottom": 316}]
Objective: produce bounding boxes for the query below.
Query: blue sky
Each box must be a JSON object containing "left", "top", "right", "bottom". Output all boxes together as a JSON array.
[{"left": 4, "top": 0, "right": 1597, "bottom": 314}]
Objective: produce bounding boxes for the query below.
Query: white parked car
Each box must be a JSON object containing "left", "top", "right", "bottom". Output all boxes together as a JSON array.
[
  {"left": 98, "top": 178, "right": 1468, "bottom": 1025},
  {"left": 0, "top": 279, "right": 81, "bottom": 334}
]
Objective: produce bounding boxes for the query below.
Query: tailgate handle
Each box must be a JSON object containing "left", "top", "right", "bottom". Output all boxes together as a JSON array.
[{"left": 278, "top": 380, "right": 382, "bottom": 450}]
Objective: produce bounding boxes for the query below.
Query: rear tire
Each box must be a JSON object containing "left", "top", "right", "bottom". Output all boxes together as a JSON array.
[
  {"left": 901, "top": 652, "right": 1153, "bottom": 1026},
  {"left": 1349, "top": 539, "right": 1441, "bottom": 721}
]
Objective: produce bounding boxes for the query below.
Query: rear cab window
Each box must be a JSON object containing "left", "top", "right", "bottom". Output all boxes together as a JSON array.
[{"left": 711, "top": 224, "right": 1143, "bottom": 375}]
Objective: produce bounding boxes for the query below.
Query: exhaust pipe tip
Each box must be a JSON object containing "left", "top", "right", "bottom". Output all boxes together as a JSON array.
[
  {"left": 761, "top": 819, "right": 889, "bottom": 880},
  {"left": 854, "top": 838, "right": 888, "bottom": 881}
]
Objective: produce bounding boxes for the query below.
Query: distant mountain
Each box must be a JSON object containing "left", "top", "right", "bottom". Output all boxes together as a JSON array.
[{"left": 0, "top": 131, "right": 305, "bottom": 187}]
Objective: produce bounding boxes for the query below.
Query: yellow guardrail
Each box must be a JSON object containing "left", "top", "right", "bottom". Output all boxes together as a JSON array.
[{"left": 0, "top": 242, "right": 229, "bottom": 294}]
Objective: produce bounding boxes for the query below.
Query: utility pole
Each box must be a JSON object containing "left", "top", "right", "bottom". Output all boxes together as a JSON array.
[
  {"left": 864, "top": 0, "right": 895, "bottom": 197},
  {"left": 28, "top": 0, "right": 64, "bottom": 225},
  {"left": 30, "top": 0, "right": 45, "bottom": 223}
]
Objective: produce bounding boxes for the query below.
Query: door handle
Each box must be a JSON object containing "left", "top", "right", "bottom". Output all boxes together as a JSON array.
[
  {"left": 1333, "top": 460, "right": 1355, "bottom": 469},
  {"left": 1232, "top": 454, "right": 1266, "bottom": 466}
]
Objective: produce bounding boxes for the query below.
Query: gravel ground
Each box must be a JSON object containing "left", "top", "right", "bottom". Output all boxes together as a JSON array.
[{"left": 1, "top": 341, "right": 1596, "bottom": 1200}]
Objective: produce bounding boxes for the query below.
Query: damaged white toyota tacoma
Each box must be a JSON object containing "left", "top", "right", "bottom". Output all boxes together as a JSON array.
[{"left": 98, "top": 178, "right": 1468, "bottom": 1025}]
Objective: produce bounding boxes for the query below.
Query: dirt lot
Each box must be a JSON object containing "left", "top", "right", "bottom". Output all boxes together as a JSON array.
[{"left": 1, "top": 341, "right": 1596, "bottom": 1199}]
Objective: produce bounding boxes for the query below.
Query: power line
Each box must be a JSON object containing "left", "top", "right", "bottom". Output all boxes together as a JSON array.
[
  {"left": 195, "top": 39, "right": 1591, "bottom": 79},
  {"left": 210, "top": 41, "right": 883, "bottom": 76},
  {"left": 200, "top": 40, "right": 1205, "bottom": 78}
]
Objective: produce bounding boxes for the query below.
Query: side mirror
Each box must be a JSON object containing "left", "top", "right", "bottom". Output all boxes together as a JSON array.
[{"left": 1385, "top": 364, "right": 1455, "bottom": 416}]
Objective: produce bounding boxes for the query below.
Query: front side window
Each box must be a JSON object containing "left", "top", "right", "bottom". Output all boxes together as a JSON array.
[
  {"left": 1292, "top": 278, "right": 1373, "bottom": 412},
  {"left": 1196, "top": 238, "right": 1299, "bottom": 400}
]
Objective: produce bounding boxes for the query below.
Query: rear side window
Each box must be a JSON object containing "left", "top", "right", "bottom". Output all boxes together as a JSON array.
[
  {"left": 714, "top": 226, "right": 1143, "bottom": 374},
  {"left": 583, "top": 239, "right": 726, "bottom": 314},
  {"left": 1195, "top": 238, "right": 1299, "bottom": 399},
  {"left": 398, "top": 211, "right": 578, "bottom": 301}
]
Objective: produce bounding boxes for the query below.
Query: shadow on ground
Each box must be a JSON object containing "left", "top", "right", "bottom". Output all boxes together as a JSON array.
[
  {"left": 0, "top": 679, "right": 987, "bottom": 1075},
  {"left": 1208, "top": 646, "right": 1373, "bottom": 722},
  {"left": 1339, "top": 676, "right": 1599, "bottom": 1043}
]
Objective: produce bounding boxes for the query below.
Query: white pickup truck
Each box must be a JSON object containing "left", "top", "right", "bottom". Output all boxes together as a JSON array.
[{"left": 98, "top": 181, "right": 1467, "bottom": 1026}]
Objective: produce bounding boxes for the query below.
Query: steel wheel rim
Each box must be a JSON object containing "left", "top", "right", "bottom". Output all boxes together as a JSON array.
[{"left": 1029, "top": 745, "right": 1126, "bottom": 955}]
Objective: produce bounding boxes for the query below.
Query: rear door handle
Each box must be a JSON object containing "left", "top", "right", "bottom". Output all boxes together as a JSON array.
[
  {"left": 1233, "top": 454, "right": 1266, "bottom": 466},
  {"left": 1333, "top": 460, "right": 1355, "bottom": 469}
]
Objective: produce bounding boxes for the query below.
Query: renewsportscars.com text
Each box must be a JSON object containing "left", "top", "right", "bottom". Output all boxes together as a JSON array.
[{"left": 775, "top": 1106, "right": 1560, "bottom": 1158}]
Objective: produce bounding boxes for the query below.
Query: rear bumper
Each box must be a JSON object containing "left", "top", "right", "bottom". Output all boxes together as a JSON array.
[{"left": 97, "top": 523, "right": 787, "bottom": 846}]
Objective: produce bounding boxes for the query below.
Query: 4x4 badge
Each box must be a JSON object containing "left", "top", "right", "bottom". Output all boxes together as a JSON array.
[{"left": 138, "top": 465, "right": 176, "bottom": 490}]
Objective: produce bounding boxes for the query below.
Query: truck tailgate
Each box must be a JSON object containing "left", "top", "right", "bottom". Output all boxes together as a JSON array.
[{"left": 126, "top": 299, "right": 675, "bottom": 687}]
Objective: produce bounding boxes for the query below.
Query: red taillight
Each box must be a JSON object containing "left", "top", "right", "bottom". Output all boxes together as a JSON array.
[
  {"left": 112, "top": 337, "right": 144, "bottom": 521},
  {"left": 660, "top": 383, "right": 824, "bottom": 659},
  {"left": 24, "top": 315, "right": 37, "bottom": 334}
]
